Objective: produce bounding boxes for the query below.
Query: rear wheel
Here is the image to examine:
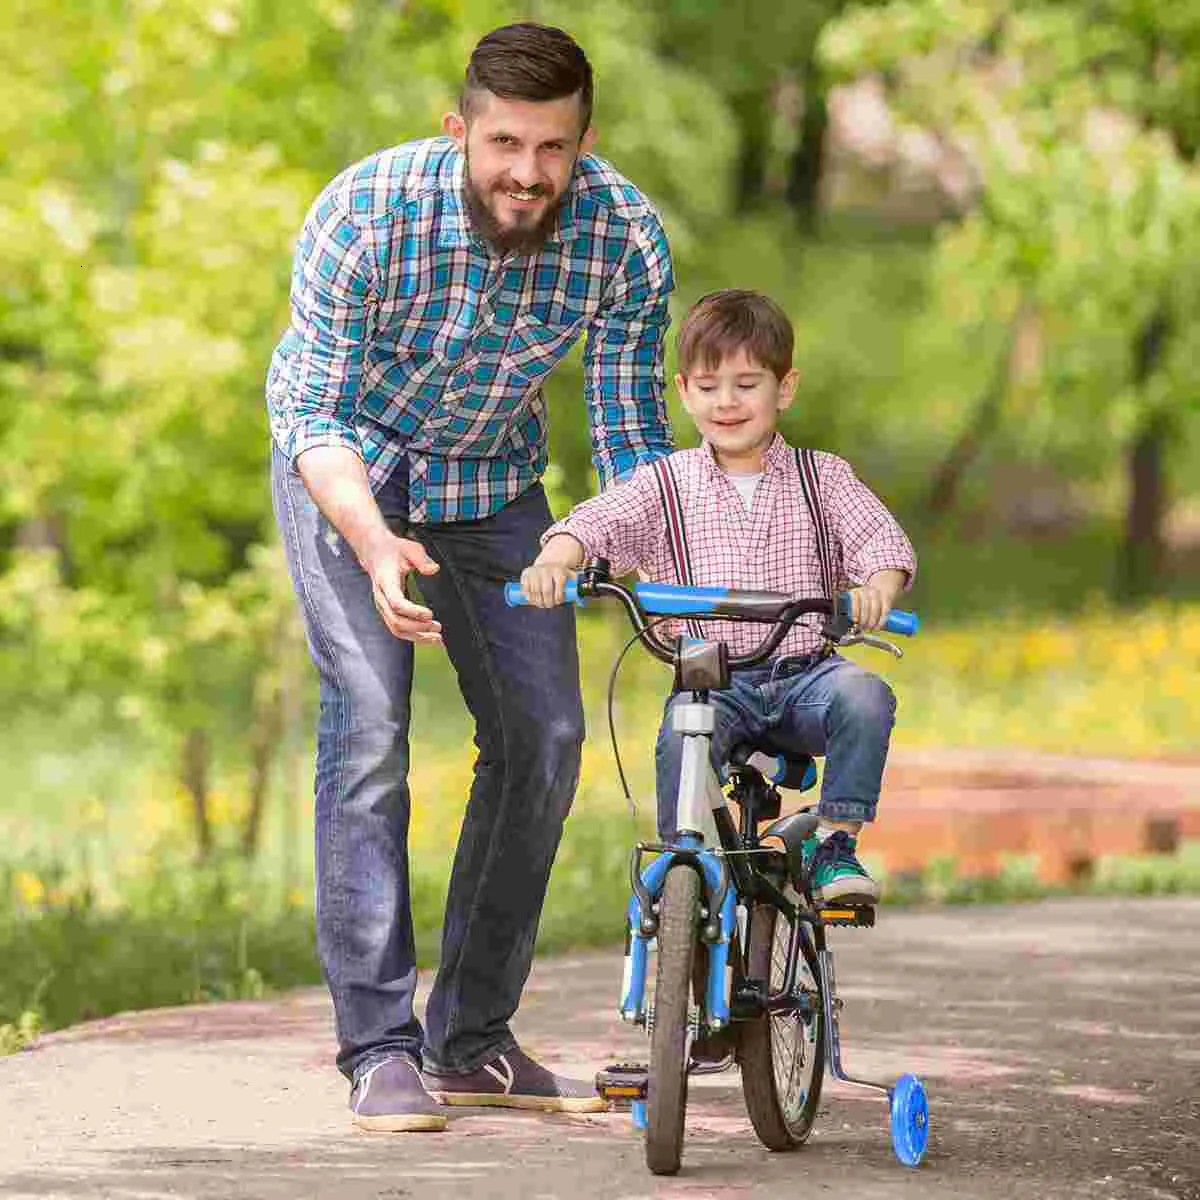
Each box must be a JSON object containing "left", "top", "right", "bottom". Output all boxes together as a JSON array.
[
  {"left": 646, "top": 865, "right": 701, "bottom": 1176},
  {"left": 739, "top": 895, "right": 825, "bottom": 1150}
]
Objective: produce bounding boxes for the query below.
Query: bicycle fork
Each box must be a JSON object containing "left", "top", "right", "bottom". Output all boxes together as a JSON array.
[
  {"left": 619, "top": 842, "right": 736, "bottom": 1031},
  {"left": 620, "top": 698, "right": 736, "bottom": 1029}
]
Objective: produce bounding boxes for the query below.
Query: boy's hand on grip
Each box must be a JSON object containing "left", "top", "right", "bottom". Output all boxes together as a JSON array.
[
  {"left": 519, "top": 563, "right": 576, "bottom": 608},
  {"left": 848, "top": 583, "right": 891, "bottom": 631},
  {"left": 521, "top": 533, "right": 585, "bottom": 607},
  {"left": 850, "top": 568, "right": 908, "bottom": 631}
]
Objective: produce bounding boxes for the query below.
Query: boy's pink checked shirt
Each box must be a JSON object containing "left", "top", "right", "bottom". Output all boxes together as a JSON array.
[{"left": 544, "top": 434, "right": 916, "bottom": 658}]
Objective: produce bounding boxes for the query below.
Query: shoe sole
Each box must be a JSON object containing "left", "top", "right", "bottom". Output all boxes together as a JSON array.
[
  {"left": 352, "top": 1112, "right": 448, "bottom": 1133},
  {"left": 814, "top": 881, "right": 881, "bottom": 905},
  {"left": 425, "top": 1091, "right": 606, "bottom": 1113}
]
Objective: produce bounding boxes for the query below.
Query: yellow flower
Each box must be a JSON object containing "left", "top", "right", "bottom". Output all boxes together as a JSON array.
[
  {"left": 207, "top": 790, "right": 245, "bottom": 828},
  {"left": 14, "top": 871, "right": 45, "bottom": 908}
]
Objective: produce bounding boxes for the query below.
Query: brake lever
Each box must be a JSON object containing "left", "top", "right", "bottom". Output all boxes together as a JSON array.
[{"left": 838, "top": 631, "right": 904, "bottom": 659}]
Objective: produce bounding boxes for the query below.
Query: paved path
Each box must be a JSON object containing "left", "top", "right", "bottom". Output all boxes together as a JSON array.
[{"left": 2, "top": 897, "right": 1198, "bottom": 1200}]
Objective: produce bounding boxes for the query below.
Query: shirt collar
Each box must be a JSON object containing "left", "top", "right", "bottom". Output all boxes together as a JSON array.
[
  {"left": 436, "top": 141, "right": 583, "bottom": 251},
  {"left": 701, "top": 432, "right": 791, "bottom": 476}
]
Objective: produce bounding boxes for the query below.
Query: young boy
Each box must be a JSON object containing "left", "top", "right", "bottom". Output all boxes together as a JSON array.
[{"left": 520, "top": 289, "right": 916, "bottom": 904}]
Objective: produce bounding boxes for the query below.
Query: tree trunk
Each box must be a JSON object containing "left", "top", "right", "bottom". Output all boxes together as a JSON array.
[
  {"left": 1115, "top": 311, "right": 1171, "bottom": 603},
  {"left": 786, "top": 51, "right": 828, "bottom": 232},
  {"left": 924, "top": 301, "right": 1036, "bottom": 520},
  {"left": 241, "top": 689, "right": 282, "bottom": 860},
  {"left": 182, "top": 727, "right": 213, "bottom": 860},
  {"left": 732, "top": 89, "right": 772, "bottom": 212},
  {"left": 241, "top": 629, "right": 287, "bottom": 860}
]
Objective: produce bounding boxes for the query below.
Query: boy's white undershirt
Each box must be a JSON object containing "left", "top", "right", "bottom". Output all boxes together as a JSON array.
[{"left": 723, "top": 469, "right": 762, "bottom": 512}]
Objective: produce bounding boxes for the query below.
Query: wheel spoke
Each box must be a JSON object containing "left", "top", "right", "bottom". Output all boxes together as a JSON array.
[{"left": 741, "top": 895, "right": 825, "bottom": 1150}]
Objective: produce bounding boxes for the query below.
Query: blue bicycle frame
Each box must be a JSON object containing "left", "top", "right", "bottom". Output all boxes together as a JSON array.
[{"left": 507, "top": 575, "right": 918, "bottom": 1038}]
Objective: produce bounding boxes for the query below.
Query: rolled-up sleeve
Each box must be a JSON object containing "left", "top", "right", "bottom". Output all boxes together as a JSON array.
[
  {"left": 583, "top": 211, "right": 675, "bottom": 487},
  {"left": 269, "top": 193, "right": 376, "bottom": 464},
  {"left": 543, "top": 464, "right": 665, "bottom": 577},
  {"left": 823, "top": 454, "right": 917, "bottom": 589}
]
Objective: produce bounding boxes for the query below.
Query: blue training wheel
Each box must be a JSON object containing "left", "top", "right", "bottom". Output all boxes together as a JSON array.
[
  {"left": 889, "top": 1073, "right": 929, "bottom": 1167},
  {"left": 630, "top": 1099, "right": 647, "bottom": 1131}
]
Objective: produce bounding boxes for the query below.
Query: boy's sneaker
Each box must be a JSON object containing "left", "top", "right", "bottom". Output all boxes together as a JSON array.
[
  {"left": 801, "top": 830, "right": 881, "bottom": 905},
  {"left": 424, "top": 1046, "right": 605, "bottom": 1113},
  {"left": 350, "top": 1056, "right": 448, "bottom": 1132}
]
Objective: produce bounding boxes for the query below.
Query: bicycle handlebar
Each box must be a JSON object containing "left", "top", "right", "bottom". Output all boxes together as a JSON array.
[
  {"left": 504, "top": 578, "right": 918, "bottom": 635},
  {"left": 504, "top": 576, "right": 918, "bottom": 669}
]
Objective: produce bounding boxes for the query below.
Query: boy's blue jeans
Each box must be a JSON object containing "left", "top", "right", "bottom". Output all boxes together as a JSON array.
[
  {"left": 654, "top": 653, "right": 896, "bottom": 840},
  {"left": 272, "top": 446, "right": 584, "bottom": 1081}
]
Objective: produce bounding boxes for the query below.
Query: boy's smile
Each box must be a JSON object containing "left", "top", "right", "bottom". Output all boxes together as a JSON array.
[{"left": 675, "top": 348, "right": 798, "bottom": 474}]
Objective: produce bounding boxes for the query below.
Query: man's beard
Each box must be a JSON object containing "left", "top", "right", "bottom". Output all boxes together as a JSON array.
[{"left": 462, "top": 155, "right": 570, "bottom": 256}]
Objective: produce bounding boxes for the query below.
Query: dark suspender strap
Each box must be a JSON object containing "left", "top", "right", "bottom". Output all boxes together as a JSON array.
[
  {"left": 796, "top": 447, "right": 836, "bottom": 602},
  {"left": 652, "top": 458, "right": 705, "bottom": 641}
]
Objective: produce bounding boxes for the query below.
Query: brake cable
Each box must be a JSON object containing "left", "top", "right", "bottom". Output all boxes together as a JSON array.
[{"left": 605, "top": 614, "right": 678, "bottom": 817}]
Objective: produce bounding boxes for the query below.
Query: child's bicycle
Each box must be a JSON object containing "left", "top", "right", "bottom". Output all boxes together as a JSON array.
[{"left": 506, "top": 560, "right": 928, "bottom": 1176}]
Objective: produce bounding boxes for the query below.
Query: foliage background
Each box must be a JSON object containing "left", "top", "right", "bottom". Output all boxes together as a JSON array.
[{"left": 1, "top": 0, "right": 1197, "bottom": 1041}]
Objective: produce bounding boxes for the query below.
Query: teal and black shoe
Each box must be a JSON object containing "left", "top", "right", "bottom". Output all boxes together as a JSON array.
[{"left": 801, "top": 830, "right": 881, "bottom": 905}]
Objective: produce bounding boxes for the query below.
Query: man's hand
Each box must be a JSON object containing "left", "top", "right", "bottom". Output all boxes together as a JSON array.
[
  {"left": 361, "top": 531, "right": 443, "bottom": 643},
  {"left": 295, "top": 445, "right": 444, "bottom": 645},
  {"left": 519, "top": 533, "right": 585, "bottom": 608},
  {"left": 847, "top": 569, "right": 907, "bottom": 631}
]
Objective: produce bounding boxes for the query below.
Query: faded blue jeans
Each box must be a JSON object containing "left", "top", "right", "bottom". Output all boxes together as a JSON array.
[
  {"left": 654, "top": 653, "right": 896, "bottom": 839},
  {"left": 272, "top": 446, "right": 584, "bottom": 1081}
]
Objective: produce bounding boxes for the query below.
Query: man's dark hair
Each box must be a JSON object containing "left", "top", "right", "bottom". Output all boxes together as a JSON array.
[
  {"left": 461, "top": 23, "right": 593, "bottom": 133},
  {"left": 677, "top": 290, "right": 795, "bottom": 381}
]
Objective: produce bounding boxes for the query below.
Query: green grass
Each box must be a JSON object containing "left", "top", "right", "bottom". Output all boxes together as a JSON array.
[
  {"left": 5, "top": 586, "right": 1200, "bottom": 1047},
  {"left": 5, "top": 793, "right": 1199, "bottom": 1051}
]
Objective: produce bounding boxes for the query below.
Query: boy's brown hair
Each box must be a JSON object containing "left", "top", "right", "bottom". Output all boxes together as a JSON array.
[{"left": 676, "top": 289, "right": 794, "bottom": 380}]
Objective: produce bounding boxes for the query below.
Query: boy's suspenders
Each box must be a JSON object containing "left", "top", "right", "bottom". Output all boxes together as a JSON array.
[
  {"left": 651, "top": 449, "right": 836, "bottom": 642},
  {"left": 651, "top": 458, "right": 705, "bottom": 641},
  {"left": 795, "top": 446, "right": 837, "bottom": 616}
]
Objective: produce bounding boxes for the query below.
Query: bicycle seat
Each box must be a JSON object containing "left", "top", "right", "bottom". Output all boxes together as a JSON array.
[{"left": 728, "top": 742, "right": 817, "bottom": 792}]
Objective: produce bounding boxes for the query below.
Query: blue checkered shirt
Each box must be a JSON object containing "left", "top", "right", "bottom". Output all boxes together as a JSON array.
[{"left": 266, "top": 137, "right": 675, "bottom": 524}]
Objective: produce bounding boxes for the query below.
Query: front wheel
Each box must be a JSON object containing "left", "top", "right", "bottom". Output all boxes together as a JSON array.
[
  {"left": 739, "top": 896, "right": 826, "bottom": 1150},
  {"left": 646, "top": 865, "right": 702, "bottom": 1176}
]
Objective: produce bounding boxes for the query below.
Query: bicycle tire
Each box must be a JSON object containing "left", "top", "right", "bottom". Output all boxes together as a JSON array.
[
  {"left": 646, "top": 865, "right": 701, "bottom": 1176},
  {"left": 739, "top": 896, "right": 825, "bottom": 1150}
]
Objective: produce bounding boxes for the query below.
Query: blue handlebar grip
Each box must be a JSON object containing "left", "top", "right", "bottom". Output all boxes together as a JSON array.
[
  {"left": 503, "top": 580, "right": 581, "bottom": 607},
  {"left": 884, "top": 609, "right": 919, "bottom": 636}
]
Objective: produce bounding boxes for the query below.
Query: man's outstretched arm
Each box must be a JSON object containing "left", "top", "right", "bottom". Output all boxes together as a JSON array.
[{"left": 296, "top": 446, "right": 443, "bottom": 645}]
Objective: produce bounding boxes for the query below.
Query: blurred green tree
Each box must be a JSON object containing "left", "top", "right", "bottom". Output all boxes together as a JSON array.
[
  {"left": 0, "top": 0, "right": 738, "bottom": 854},
  {"left": 820, "top": 0, "right": 1200, "bottom": 598}
]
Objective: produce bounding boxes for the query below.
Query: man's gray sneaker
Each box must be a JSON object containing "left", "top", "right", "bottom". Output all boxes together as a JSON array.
[
  {"left": 350, "top": 1056, "right": 447, "bottom": 1132},
  {"left": 424, "top": 1046, "right": 606, "bottom": 1113}
]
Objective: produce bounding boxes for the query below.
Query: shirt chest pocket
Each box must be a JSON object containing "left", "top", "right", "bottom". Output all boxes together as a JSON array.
[{"left": 500, "top": 312, "right": 584, "bottom": 381}]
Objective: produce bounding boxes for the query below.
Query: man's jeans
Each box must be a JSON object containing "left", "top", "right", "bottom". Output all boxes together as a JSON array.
[
  {"left": 272, "top": 446, "right": 584, "bottom": 1080},
  {"left": 654, "top": 654, "right": 896, "bottom": 840}
]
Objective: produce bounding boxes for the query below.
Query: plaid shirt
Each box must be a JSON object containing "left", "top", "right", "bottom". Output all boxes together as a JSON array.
[
  {"left": 266, "top": 137, "right": 674, "bottom": 524},
  {"left": 545, "top": 435, "right": 917, "bottom": 657}
]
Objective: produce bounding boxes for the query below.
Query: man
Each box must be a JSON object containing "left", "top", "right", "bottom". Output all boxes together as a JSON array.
[{"left": 266, "top": 23, "right": 674, "bottom": 1132}]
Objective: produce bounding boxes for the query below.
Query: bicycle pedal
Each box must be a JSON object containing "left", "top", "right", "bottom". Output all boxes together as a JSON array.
[
  {"left": 595, "top": 1062, "right": 648, "bottom": 1103},
  {"left": 817, "top": 905, "right": 875, "bottom": 928}
]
